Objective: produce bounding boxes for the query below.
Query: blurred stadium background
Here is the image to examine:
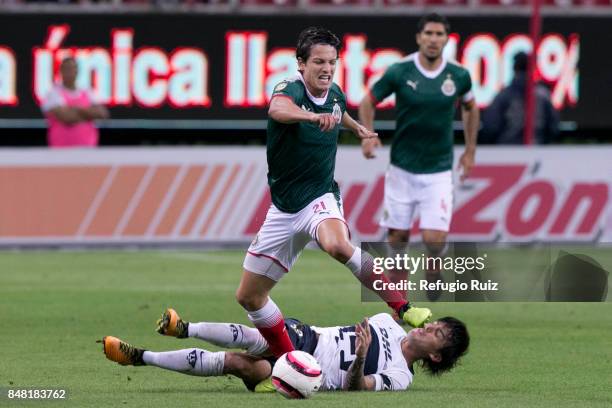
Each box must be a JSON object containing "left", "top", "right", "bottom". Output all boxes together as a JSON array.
[
  {"left": 0, "top": 1, "right": 610, "bottom": 407},
  {"left": 0, "top": 0, "right": 611, "bottom": 246}
]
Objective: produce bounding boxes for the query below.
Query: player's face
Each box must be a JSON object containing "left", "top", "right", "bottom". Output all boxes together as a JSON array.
[
  {"left": 298, "top": 44, "right": 338, "bottom": 98},
  {"left": 408, "top": 321, "right": 450, "bottom": 356},
  {"left": 60, "top": 60, "right": 78, "bottom": 87},
  {"left": 416, "top": 22, "right": 448, "bottom": 61}
]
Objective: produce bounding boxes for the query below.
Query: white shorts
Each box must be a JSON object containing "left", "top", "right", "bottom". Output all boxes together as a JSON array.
[
  {"left": 243, "top": 192, "right": 347, "bottom": 282},
  {"left": 380, "top": 164, "right": 453, "bottom": 232}
]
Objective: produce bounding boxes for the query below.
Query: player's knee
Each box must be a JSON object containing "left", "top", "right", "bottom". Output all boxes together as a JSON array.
[
  {"left": 235, "top": 288, "right": 264, "bottom": 311},
  {"left": 321, "top": 239, "right": 353, "bottom": 263},
  {"left": 388, "top": 229, "right": 410, "bottom": 243},
  {"left": 422, "top": 231, "right": 447, "bottom": 256}
]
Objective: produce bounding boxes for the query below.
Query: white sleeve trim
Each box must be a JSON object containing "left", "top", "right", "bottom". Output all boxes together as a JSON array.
[
  {"left": 372, "top": 373, "right": 395, "bottom": 391},
  {"left": 373, "top": 374, "right": 383, "bottom": 391},
  {"left": 372, "top": 369, "right": 412, "bottom": 392}
]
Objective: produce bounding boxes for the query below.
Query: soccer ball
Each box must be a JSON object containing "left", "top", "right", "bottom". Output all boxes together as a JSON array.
[{"left": 271, "top": 351, "right": 323, "bottom": 399}]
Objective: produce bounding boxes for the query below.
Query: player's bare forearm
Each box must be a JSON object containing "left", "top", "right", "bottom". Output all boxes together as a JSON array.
[
  {"left": 358, "top": 94, "right": 376, "bottom": 131},
  {"left": 341, "top": 112, "right": 359, "bottom": 133},
  {"left": 461, "top": 101, "right": 479, "bottom": 153},
  {"left": 344, "top": 318, "right": 376, "bottom": 391},
  {"left": 342, "top": 112, "right": 378, "bottom": 140},
  {"left": 356, "top": 98, "right": 381, "bottom": 158},
  {"left": 268, "top": 95, "right": 315, "bottom": 124},
  {"left": 343, "top": 356, "right": 368, "bottom": 391}
]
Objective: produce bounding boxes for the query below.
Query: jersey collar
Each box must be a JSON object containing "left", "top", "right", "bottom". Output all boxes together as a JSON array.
[
  {"left": 296, "top": 71, "right": 329, "bottom": 106},
  {"left": 413, "top": 52, "right": 447, "bottom": 79}
]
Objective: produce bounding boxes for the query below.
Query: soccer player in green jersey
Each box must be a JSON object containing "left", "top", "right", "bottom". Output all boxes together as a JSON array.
[
  {"left": 232, "top": 27, "right": 433, "bottom": 363},
  {"left": 358, "top": 14, "right": 480, "bottom": 300}
]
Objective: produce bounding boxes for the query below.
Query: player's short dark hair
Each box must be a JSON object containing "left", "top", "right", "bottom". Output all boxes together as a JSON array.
[
  {"left": 421, "top": 317, "right": 469, "bottom": 376},
  {"left": 417, "top": 13, "right": 451, "bottom": 35},
  {"left": 295, "top": 27, "right": 341, "bottom": 63}
]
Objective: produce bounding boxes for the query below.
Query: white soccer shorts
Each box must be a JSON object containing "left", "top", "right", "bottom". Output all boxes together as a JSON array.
[
  {"left": 380, "top": 164, "right": 453, "bottom": 232},
  {"left": 243, "top": 192, "right": 348, "bottom": 282}
]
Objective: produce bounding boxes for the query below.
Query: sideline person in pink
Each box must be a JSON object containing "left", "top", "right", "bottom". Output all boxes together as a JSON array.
[{"left": 41, "top": 57, "right": 109, "bottom": 148}]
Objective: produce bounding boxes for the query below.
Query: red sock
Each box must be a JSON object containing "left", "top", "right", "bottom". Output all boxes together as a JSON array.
[
  {"left": 256, "top": 321, "right": 295, "bottom": 358},
  {"left": 376, "top": 272, "right": 409, "bottom": 313},
  {"left": 247, "top": 298, "right": 294, "bottom": 359}
]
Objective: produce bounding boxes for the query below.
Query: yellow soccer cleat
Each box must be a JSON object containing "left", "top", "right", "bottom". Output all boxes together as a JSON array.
[
  {"left": 254, "top": 377, "right": 276, "bottom": 393},
  {"left": 156, "top": 308, "right": 189, "bottom": 338},
  {"left": 401, "top": 305, "right": 433, "bottom": 328},
  {"left": 100, "top": 336, "right": 145, "bottom": 366}
]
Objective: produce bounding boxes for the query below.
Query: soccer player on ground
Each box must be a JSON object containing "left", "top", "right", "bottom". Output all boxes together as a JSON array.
[
  {"left": 358, "top": 13, "right": 480, "bottom": 300},
  {"left": 235, "top": 26, "right": 433, "bottom": 363},
  {"left": 101, "top": 308, "right": 469, "bottom": 392}
]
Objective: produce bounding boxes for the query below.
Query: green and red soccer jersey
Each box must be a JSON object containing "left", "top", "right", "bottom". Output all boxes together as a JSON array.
[{"left": 267, "top": 74, "right": 347, "bottom": 213}]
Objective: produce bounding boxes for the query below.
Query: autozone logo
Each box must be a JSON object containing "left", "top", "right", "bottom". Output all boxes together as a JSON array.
[
  {"left": 245, "top": 164, "right": 609, "bottom": 242},
  {"left": 450, "top": 165, "right": 608, "bottom": 241}
]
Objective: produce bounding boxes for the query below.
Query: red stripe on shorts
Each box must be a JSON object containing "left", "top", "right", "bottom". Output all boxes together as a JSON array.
[{"left": 247, "top": 251, "right": 289, "bottom": 272}]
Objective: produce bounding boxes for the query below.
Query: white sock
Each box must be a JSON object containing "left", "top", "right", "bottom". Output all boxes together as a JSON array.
[
  {"left": 142, "top": 349, "right": 225, "bottom": 377},
  {"left": 247, "top": 297, "right": 283, "bottom": 329},
  {"left": 345, "top": 247, "right": 379, "bottom": 280},
  {"left": 345, "top": 247, "right": 401, "bottom": 303},
  {"left": 345, "top": 247, "right": 361, "bottom": 277},
  {"left": 188, "top": 322, "right": 268, "bottom": 355}
]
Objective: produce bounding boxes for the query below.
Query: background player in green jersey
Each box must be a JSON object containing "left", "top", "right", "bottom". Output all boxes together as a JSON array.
[
  {"left": 358, "top": 14, "right": 480, "bottom": 300},
  {"left": 234, "top": 27, "right": 432, "bottom": 364}
]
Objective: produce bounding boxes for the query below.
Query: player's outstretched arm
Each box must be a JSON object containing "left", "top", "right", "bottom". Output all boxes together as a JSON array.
[
  {"left": 268, "top": 95, "right": 315, "bottom": 123},
  {"left": 342, "top": 112, "right": 381, "bottom": 159},
  {"left": 358, "top": 93, "right": 376, "bottom": 132},
  {"left": 356, "top": 96, "right": 382, "bottom": 159},
  {"left": 458, "top": 99, "right": 479, "bottom": 181},
  {"left": 268, "top": 95, "right": 336, "bottom": 131},
  {"left": 341, "top": 112, "right": 378, "bottom": 140},
  {"left": 343, "top": 318, "right": 376, "bottom": 391}
]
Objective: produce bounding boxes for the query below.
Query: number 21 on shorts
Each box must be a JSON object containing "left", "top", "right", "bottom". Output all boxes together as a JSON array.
[{"left": 312, "top": 201, "right": 327, "bottom": 213}]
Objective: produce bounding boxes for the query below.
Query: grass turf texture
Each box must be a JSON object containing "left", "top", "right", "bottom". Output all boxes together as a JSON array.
[{"left": 1, "top": 250, "right": 611, "bottom": 407}]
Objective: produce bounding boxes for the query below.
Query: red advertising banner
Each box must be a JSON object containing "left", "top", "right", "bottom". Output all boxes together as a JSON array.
[{"left": 1, "top": 147, "right": 610, "bottom": 246}]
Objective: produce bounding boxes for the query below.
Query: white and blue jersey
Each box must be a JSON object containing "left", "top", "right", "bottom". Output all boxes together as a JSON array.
[{"left": 311, "top": 313, "right": 413, "bottom": 391}]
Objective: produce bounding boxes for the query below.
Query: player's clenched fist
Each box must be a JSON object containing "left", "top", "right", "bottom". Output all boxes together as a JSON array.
[{"left": 310, "top": 113, "right": 337, "bottom": 132}]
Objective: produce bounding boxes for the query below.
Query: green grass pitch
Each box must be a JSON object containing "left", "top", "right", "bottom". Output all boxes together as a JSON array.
[{"left": 1, "top": 250, "right": 611, "bottom": 407}]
